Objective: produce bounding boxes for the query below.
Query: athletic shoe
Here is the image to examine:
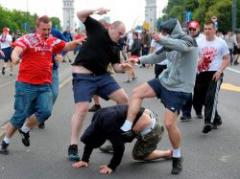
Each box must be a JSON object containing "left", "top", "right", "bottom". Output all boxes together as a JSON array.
[
  {"left": 18, "top": 129, "right": 30, "bottom": 147},
  {"left": 171, "top": 157, "right": 183, "bottom": 175},
  {"left": 68, "top": 144, "right": 80, "bottom": 161},
  {"left": 0, "top": 141, "right": 9, "bottom": 155},
  {"left": 88, "top": 104, "right": 101, "bottom": 112},
  {"left": 202, "top": 123, "right": 213, "bottom": 134}
]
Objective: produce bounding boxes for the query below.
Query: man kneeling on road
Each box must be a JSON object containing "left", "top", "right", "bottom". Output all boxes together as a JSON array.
[{"left": 72, "top": 104, "right": 171, "bottom": 175}]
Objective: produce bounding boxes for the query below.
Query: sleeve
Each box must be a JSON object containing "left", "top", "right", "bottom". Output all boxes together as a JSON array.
[
  {"left": 111, "top": 46, "right": 121, "bottom": 64},
  {"left": 158, "top": 36, "right": 194, "bottom": 52},
  {"left": 81, "top": 144, "right": 94, "bottom": 163},
  {"left": 52, "top": 39, "right": 66, "bottom": 54},
  {"left": 140, "top": 50, "right": 167, "bottom": 64},
  {"left": 107, "top": 135, "right": 125, "bottom": 171},
  {"left": 84, "top": 17, "right": 104, "bottom": 35}
]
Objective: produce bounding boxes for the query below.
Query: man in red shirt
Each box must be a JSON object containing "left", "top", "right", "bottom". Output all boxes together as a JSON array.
[{"left": 0, "top": 15, "right": 82, "bottom": 154}]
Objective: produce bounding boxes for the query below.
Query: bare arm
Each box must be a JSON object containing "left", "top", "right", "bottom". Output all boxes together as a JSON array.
[
  {"left": 112, "top": 63, "right": 133, "bottom": 73},
  {"left": 212, "top": 54, "right": 230, "bottom": 81},
  {"left": 11, "top": 46, "right": 23, "bottom": 65},
  {"left": 219, "top": 54, "right": 231, "bottom": 73},
  {"left": 63, "top": 40, "right": 82, "bottom": 51},
  {"left": 77, "top": 8, "right": 110, "bottom": 23}
]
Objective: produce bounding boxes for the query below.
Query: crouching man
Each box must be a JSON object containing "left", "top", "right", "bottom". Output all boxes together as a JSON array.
[{"left": 72, "top": 104, "right": 171, "bottom": 175}]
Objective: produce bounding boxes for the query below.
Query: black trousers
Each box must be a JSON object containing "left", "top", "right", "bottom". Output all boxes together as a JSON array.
[{"left": 192, "top": 71, "right": 223, "bottom": 124}]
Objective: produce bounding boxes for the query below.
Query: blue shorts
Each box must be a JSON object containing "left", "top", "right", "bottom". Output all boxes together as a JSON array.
[
  {"left": 72, "top": 73, "right": 121, "bottom": 103},
  {"left": 0, "top": 47, "right": 12, "bottom": 62},
  {"left": 148, "top": 78, "right": 191, "bottom": 113}
]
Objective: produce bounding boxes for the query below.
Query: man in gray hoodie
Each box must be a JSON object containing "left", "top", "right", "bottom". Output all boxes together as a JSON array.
[{"left": 120, "top": 18, "right": 198, "bottom": 175}]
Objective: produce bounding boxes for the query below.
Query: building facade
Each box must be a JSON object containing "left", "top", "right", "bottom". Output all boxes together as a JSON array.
[
  {"left": 63, "top": 0, "right": 75, "bottom": 32},
  {"left": 145, "top": 0, "right": 157, "bottom": 30}
]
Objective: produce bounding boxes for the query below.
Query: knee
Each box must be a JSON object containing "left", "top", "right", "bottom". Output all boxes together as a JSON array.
[
  {"left": 118, "top": 94, "right": 128, "bottom": 104},
  {"left": 74, "top": 103, "right": 89, "bottom": 117},
  {"left": 164, "top": 119, "right": 175, "bottom": 130},
  {"left": 37, "top": 109, "right": 52, "bottom": 123}
]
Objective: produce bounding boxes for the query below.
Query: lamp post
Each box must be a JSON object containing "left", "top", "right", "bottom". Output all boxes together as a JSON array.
[{"left": 232, "top": 0, "right": 237, "bottom": 31}]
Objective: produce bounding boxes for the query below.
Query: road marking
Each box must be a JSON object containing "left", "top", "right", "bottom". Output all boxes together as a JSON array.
[
  {"left": 227, "top": 67, "right": 240, "bottom": 74},
  {"left": 221, "top": 83, "right": 240, "bottom": 92}
]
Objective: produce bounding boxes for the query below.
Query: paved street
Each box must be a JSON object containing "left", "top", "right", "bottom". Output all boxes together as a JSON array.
[{"left": 0, "top": 64, "right": 240, "bottom": 179}]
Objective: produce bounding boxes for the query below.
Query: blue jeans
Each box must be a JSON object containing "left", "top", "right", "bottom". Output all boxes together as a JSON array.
[
  {"left": 28, "top": 68, "right": 59, "bottom": 118},
  {"left": 10, "top": 81, "right": 52, "bottom": 128}
]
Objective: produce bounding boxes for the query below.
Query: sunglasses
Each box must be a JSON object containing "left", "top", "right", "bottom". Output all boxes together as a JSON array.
[{"left": 189, "top": 28, "right": 196, "bottom": 31}]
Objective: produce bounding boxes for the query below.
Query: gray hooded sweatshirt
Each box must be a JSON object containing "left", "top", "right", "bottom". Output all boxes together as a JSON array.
[{"left": 140, "top": 19, "right": 198, "bottom": 93}]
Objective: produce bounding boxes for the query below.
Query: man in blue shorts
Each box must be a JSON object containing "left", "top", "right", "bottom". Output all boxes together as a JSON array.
[
  {"left": 68, "top": 8, "right": 132, "bottom": 161},
  {"left": 120, "top": 18, "right": 198, "bottom": 175}
]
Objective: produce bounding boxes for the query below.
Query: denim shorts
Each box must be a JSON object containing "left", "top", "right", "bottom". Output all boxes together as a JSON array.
[
  {"left": 72, "top": 73, "right": 121, "bottom": 103},
  {"left": 0, "top": 47, "right": 12, "bottom": 62},
  {"left": 10, "top": 81, "right": 52, "bottom": 128},
  {"left": 148, "top": 78, "right": 191, "bottom": 113}
]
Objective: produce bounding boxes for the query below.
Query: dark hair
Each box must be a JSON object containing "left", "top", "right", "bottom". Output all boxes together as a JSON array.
[
  {"left": 36, "top": 15, "right": 51, "bottom": 27},
  {"left": 204, "top": 20, "right": 215, "bottom": 28}
]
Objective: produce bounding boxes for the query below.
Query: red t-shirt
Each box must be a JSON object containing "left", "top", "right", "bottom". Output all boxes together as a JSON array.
[{"left": 13, "top": 33, "right": 66, "bottom": 84}]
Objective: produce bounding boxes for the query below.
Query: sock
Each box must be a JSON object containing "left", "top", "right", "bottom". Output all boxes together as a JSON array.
[
  {"left": 21, "top": 123, "right": 31, "bottom": 133},
  {"left": 172, "top": 148, "right": 181, "bottom": 158},
  {"left": 3, "top": 136, "right": 10, "bottom": 144},
  {"left": 120, "top": 120, "right": 133, "bottom": 131}
]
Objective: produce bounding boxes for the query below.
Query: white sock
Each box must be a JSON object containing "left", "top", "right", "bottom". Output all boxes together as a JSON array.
[
  {"left": 21, "top": 123, "right": 30, "bottom": 133},
  {"left": 173, "top": 148, "right": 181, "bottom": 158},
  {"left": 120, "top": 120, "right": 133, "bottom": 131},
  {"left": 3, "top": 136, "right": 10, "bottom": 144}
]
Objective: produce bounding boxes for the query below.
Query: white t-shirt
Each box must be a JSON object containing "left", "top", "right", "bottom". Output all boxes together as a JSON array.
[
  {"left": 0, "top": 34, "right": 12, "bottom": 49},
  {"left": 150, "top": 39, "right": 169, "bottom": 65},
  {"left": 127, "top": 32, "right": 133, "bottom": 50},
  {"left": 197, "top": 36, "right": 229, "bottom": 72}
]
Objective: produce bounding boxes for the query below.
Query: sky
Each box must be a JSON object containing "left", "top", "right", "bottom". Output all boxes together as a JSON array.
[{"left": 0, "top": 0, "right": 168, "bottom": 30}]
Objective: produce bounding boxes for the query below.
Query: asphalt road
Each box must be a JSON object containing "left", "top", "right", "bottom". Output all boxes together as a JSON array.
[{"left": 0, "top": 65, "right": 240, "bottom": 179}]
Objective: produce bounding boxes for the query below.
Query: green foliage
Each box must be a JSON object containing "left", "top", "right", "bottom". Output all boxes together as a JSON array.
[
  {"left": 160, "top": 0, "right": 239, "bottom": 32},
  {"left": 0, "top": 5, "right": 61, "bottom": 33}
]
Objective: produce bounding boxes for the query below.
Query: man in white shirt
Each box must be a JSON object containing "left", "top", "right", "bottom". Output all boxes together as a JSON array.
[{"left": 192, "top": 21, "right": 230, "bottom": 134}]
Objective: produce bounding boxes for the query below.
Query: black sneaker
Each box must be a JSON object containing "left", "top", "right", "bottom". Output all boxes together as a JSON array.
[
  {"left": 68, "top": 144, "right": 80, "bottom": 161},
  {"left": 99, "top": 144, "right": 113, "bottom": 154},
  {"left": 0, "top": 141, "right": 9, "bottom": 155},
  {"left": 212, "top": 118, "right": 222, "bottom": 129},
  {"left": 180, "top": 115, "right": 191, "bottom": 122},
  {"left": 38, "top": 122, "right": 45, "bottom": 129},
  {"left": 121, "top": 130, "right": 136, "bottom": 142},
  {"left": 2, "top": 67, "right": 5, "bottom": 75},
  {"left": 171, "top": 157, "right": 183, "bottom": 175},
  {"left": 18, "top": 129, "right": 30, "bottom": 147},
  {"left": 88, "top": 104, "right": 101, "bottom": 112},
  {"left": 202, "top": 123, "right": 213, "bottom": 134}
]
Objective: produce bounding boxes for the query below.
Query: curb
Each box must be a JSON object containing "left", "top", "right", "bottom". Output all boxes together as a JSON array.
[{"left": 0, "top": 75, "right": 72, "bottom": 140}]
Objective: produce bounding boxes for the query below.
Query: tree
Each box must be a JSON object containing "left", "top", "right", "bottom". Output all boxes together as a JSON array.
[
  {"left": 161, "top": 0, "right": 236, "bottom": 32},
  {"left": 0, "top": 5, "right": 62, "bottom": 33}
]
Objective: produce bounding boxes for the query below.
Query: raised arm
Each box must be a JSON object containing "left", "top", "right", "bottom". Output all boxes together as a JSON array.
[{"left": 77, "top": 8, "right": 110, "bottom": 23}]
